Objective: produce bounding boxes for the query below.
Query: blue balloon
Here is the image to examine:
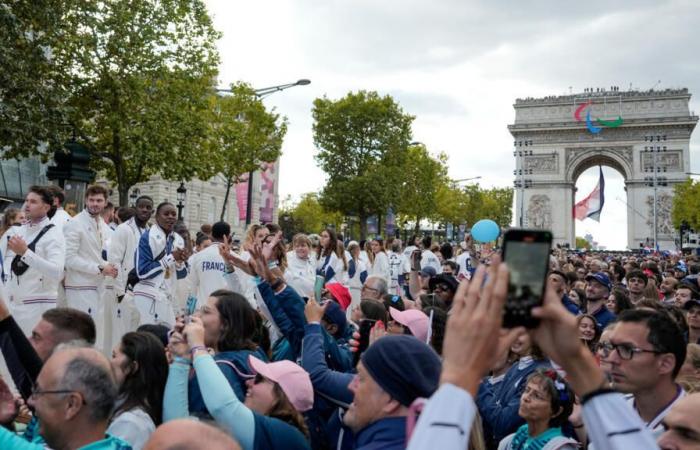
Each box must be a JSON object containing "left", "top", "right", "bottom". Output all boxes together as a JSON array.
[{"left": 471, "top": 219, "right": 500, "bottom": 243}]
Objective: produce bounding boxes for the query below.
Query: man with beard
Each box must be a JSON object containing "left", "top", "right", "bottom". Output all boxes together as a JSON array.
[
  {"left": 132, "top": 202, "right": 187, "bottom": 327},
  {"left": 63, "top": 185, "right": 117, "bottom": 350}
]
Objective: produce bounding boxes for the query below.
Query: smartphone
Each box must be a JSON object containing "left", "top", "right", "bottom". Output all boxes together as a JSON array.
[
  {"left": 314, "top": 275, "right": 325, "bottom": 303},
  {"left": 353, "top": 319, "right": 375, "bottom": 365},
  {"left": 501, "top": 229, "right": 552, "bottom": 328}
]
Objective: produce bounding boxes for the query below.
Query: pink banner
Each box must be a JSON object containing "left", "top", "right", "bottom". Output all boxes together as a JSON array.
[
  {"left": 235, "top": 175, "right": 249, "bottom": 222},
  {"left": 259, "top": 162, "right": 276, "bottom": 224}
]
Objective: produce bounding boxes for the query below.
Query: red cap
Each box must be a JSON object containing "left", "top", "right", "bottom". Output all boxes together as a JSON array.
[{"left": 325, "top": 282, "right": 352, "bottom": 311}]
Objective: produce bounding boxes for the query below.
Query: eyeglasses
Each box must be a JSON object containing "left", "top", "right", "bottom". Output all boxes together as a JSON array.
[
  {"left": 30, "top": 385, "right": 86, "bottom": 404},
  {"left": 433, "top": 284, "right": 450, "bottom": 292},
  {"left": 595, "top": 341, "right": 661, "bottom": 360},
  {"left": 361, "top": 285, "right": 379, "bottom": 293}
]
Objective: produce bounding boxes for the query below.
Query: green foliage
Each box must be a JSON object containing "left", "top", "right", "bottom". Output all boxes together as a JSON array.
[
  {"left": 279, "top": 193, "right": 343, "bottom": 237},
  {"left": 672, "top": 179, "right": 700, "bottom": 229},
  {"left": 434, "top": 183, "right": 513, "bottom": 229},
  {"left": 313, "top": 90, "right": 413, "bottom": 237},
  {"left": 209, "top": 83, "right": 287, "bottom": 219},
  {"left": 3, "top": 0, "right": 223, "bottom": 205},
  {"left": 397, "top": 145, "right": 448, "bottom": 229},
  {"left": 0, "top": 1, "right": 72, "bottom": 158},
  {"left": 575, "top": 236, "right": 592, "bottom": 250}
]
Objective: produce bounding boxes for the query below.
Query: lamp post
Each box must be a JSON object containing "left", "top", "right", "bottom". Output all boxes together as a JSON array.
[
  {"left": 129, "top": 187, "right": 140, "bottom": 207},
  {"left": 218, "top": 79, "right": 311, "bottom": 227},
  {"left": 513, "top": 140, "right": 533, "bottom": 227},
  {"left": 643, "top": 134, "right": 667, "bottom": 250},
  {"left": 176, "top": 182, "right": 187, "bottom": 221}
]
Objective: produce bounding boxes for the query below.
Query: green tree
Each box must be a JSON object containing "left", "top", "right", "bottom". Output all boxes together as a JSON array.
[
  {"left": 480, "top": 187, "right": 514, "bottom": 228},
  {"left": 278, "top": 193, "right": 343, "bottom": 236},
  {"left": 1, "top": 1, "right": 71, "bottom": 157},
  {"left": 575, "top": 236, "right": 592, "bottom": 250},
  {"left": 672, "top": 179, "right": 700, "bottom": 229},
  {"left": 397, "top": 145, "right": 448, "bottom": 231},
  {"left": 8, "top": 0, "right": 223, "bottom": 205},
  {"left": 209, "top": 83, "right": 288, "bottom": 220},
  {"left": 313, "top": 91, "right": 413, "bottom": 238}
]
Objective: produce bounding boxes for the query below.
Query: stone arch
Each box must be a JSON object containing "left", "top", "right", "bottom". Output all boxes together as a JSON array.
[{"left": 565, "top": 149, "right": 632, "bottom": 184}]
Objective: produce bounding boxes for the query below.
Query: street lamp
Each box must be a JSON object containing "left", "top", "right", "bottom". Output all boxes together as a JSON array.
[
  {"left": 513, "top": 140, "right": 534, "bottom": 227},
  {"left": 217, "top": 79, "right": 311, "bottom": 226},
  {"left": 129, "top": 187, "right": 140, "bottom": 207},
  {"left": 176, "top": 182, "right": 187, "bottom": 220},
  {"left": 246, "top": 79, "right": 310, "bottom": 226},
  {"left": 453, "top": 176, "right": 482, "bottom": 184},
  {"left": 644, "top": 134, "right": 667, "bottom": 250}
]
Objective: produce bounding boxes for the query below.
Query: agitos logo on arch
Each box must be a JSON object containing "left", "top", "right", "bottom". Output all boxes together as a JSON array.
[{"left": 574, "top": 100, "right": 624, "bottom": 134}]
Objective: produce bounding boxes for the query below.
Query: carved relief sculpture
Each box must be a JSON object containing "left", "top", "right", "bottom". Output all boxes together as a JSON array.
[{"left": 527, "top": 195, "right": 552, "bottom": 230}]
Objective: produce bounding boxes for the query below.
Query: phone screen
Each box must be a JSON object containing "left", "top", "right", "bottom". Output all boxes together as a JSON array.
[
  {"left": 314, "top": 275, "right": 325, "bottom": 303},
  {"left": 502, "top": 230, "right": 552, "bottom": 328}
]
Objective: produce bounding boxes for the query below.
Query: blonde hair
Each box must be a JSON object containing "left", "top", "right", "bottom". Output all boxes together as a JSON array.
[{"left": 292, "top": 233, "right": 312, "bottom": 249}]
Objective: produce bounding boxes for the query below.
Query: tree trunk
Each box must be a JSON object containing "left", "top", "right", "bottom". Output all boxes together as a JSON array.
[
  {"left": 118, "top": 184, "right": 130, "bottom": 208},
  {"left": 220, "top": 176, "right": 233, "bottom": 221},
  {"left": 359, "top": 214, "right": 367, "bottom": 240},
  {"left": 414, "top": 216, "right": 421, "bottom": 232}
]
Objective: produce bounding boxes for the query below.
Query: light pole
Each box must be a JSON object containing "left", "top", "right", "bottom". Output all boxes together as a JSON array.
[
  {"left": 176, "top": 182, "right": 187, "bottom": 221},
  {"left": 129, "top": 187, "right": 140, "bottom": 207},
  {"left": 218, "top": 79, "right": 311, "bottom": 226},
  {"left": 513, "top": 140, "right": 533, "bottom": 227},
  {"left": 643, "top": 134, "right": 667, "bottom": 250},
  {"left": 453, "top": 176, "right": 482, "bottom": 184}
]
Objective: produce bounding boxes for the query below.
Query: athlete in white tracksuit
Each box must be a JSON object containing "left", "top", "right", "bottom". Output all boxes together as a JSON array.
[
  {"left": 63, "top": 191, "right": 116, "bottom": 351},
  {"left": 5, "top": 187, "right": 65, "bottom": 335},
  {"left": 132, "top": 203, "right": 187, "bottom": 327},
  {"left": 105, "top": 196, "right": 153, "bottom": 350}
]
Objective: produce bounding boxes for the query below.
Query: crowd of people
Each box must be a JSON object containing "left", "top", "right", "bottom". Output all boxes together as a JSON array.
[{"left": 0, "top": 184, "right": 698, "bottom": 449}]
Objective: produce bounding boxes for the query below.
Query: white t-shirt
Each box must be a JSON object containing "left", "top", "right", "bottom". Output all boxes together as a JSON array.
[{"left": 421, "top": 249, "right": 441, "bottom": 273}]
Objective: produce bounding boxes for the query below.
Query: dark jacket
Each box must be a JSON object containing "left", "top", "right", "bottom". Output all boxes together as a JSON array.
[
  {"left": 477, "top": 357, "right": 551, "bottom": 445},
  {"left": 0, "top": 316, "right": 43, "bottom": 400},
  {"left": 260, "top": 282, "right": 353, "bottom": 372},
  {"left": 354, "top": 417, "right": 406, "bottom": 450},
  {"left": 253, "top": 412, "right": 311, "bottom": 450},
  {"left": 188, "top": 348, "right": 267, "bottom": 417}
]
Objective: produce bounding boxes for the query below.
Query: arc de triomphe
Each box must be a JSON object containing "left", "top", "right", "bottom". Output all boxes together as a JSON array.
[{"left": 509, "top": 88, "right": 697, "bottom": 250}]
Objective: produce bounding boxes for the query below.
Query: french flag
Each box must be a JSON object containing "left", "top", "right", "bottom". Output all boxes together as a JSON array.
[{"left": 573, "top": 166, "right": 605, "bottom": 222}]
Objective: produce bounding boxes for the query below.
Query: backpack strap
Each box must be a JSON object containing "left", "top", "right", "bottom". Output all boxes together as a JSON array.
[{"left": 27, "top": 224, "right": 55, "bottom": 251}]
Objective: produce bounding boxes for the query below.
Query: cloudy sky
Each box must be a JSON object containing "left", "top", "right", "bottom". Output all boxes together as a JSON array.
[{"left": 204, "top": 0, "right": 700, "bottom": 249}]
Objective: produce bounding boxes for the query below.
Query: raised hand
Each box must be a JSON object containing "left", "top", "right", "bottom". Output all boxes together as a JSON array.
[
  {"left": 304, "top": 297, "right": 329, "bottom": 324},
  {"left": 262, "top": 231, "right": 282, "bottom": 261},
  {"left": 183, "top": 316, "right": 206, "bottom": 349},
  {"left": 0, "top": 377, "right": 18, "bottom": 425},
  {"left": 440, "top": 256, "right": 524, "bottom": 395},
  {"left": 530, "top": 287, "right": 606, "bottom": 396}
]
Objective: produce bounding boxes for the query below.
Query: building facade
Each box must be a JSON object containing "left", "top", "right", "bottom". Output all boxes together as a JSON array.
[{"left": 119, "top": 162, "right": 281, "bottom": 238}]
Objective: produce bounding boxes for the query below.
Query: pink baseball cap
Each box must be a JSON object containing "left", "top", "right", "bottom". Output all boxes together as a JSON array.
[
  {"left": 389, "top": 307, "right": 429, "bottom": 342},
  {"left": 248, "top": 355, "right": 314, "bottom": 412}
]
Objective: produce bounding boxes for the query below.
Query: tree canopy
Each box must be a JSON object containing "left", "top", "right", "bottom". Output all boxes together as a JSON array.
[{"left": 313, "top": 90, "right": 413, "bottom": 237}]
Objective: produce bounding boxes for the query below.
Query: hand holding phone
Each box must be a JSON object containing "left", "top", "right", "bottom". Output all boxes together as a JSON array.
[{"left": 501, "top": 229, "right": 552, "bottom": 328}]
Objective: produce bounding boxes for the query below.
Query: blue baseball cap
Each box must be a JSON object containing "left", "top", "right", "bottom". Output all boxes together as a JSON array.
[{"left": 585, "top": 272, "right": 611, "bottom": 291}]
